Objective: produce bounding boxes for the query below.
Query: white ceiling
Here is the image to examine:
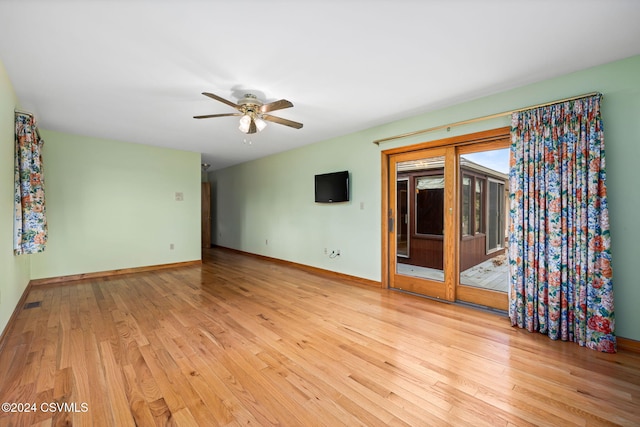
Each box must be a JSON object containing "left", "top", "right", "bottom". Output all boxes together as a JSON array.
[{"left": 1, "top": 1, "right": 639, "bottom": 171}]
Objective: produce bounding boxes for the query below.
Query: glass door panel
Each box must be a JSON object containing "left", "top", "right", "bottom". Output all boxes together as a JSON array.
[
  {"left": 457, "top": 146, "right": 510, "bottom": 310},
  {"left": 390, "top": 149, "right": 452, "bottom": 301},
  {"left": 396, "top": 157, "right": 445, "bottom": 282}
]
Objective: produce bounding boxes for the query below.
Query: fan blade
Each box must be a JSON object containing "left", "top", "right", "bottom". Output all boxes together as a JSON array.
[
  {"left": 193, "top": 113, "right": 241, "bottom": 119},
  {"left": 247, "top": 118, "right": 257, "bottom": 134},
  {"left": 202, "top": 92, "right": 239, "bottom": 110},
  {"left": 263, "top": 114, "right": 303, "bottom": 129},
  {"left": 260, "top": 99, "right": 293, "bottom": 113}
]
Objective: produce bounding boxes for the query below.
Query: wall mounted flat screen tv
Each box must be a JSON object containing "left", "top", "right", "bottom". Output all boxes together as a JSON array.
[{"left": 315, "top": 170, "right": 349, "bottom": 203}]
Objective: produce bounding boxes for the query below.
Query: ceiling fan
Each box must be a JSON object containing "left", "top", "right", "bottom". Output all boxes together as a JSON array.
[{"left": 194, "top": 92, "right": 303, "bottom": 134}]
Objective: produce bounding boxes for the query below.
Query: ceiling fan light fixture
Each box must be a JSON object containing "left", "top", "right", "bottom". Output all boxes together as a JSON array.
[
  {"left": 254, "top": 117, "right": 267, "bottom": 132},
  {"left": 239, "top": 114, "right": 252, "bottom": 133}
]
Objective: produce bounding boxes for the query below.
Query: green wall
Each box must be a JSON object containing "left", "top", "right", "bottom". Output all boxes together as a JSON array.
[
  {"left": 213, "top": 136, "right": 380, "bottom": 280},
  {"left": 0, "top": 61, "right": 31, "bottom": 335},
  {"left": 1, "top": 58, "right": 202, "bottom": 338},
  {"left": 211, "top": 55, "right": 640, "bottom": 341},
  {"left": 30, "top": 130, "right": 202, "bottom": 279}
]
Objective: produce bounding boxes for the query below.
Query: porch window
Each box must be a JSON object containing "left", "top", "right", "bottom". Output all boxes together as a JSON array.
[
  {"left": 415, "top": 175, "right": 444, "bottom": 236},
  {"left": 487, "top": 179, "right": 505, "bottom": 252},
  {"left": 461, "top": 174, "right": 485, "bottom": 237}
]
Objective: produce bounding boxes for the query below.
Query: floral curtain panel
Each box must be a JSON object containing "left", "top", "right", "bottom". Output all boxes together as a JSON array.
[
  {"left": 14, "top": 112, "right": 47, "bottom": 255},
  {"left": 508, "top": 95, "right": 616, "bottom": 353}
]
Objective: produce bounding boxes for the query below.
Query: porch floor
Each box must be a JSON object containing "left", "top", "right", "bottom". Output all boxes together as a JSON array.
[{"left": 397, "top": 255, "right": 509, "bottom": 293}]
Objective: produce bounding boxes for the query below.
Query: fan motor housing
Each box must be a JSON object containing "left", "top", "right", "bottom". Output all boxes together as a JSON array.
[{"left": 238, "top": 94, "right": 263, "bottom": 107}]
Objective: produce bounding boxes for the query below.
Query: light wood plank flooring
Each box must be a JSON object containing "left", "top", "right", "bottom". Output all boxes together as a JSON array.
[{"left": 1, "top": 248, "right": 639, "bottom": 426}]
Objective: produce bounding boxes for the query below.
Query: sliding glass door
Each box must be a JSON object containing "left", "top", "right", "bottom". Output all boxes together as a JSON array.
[{"left": 385, "top": 129, "right": 510, "bottom": 310}]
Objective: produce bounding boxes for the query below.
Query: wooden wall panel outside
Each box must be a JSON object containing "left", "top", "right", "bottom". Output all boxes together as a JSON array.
[
  {"left": 399, "top": 236, "right": 444, "bottom": 270},
  {"left": 459, "top": 236, "right": 506, "bottom": 271},
  {"left": 1, "top": 248, "right": 639, "bottom": 426},
  {"left": 399, "top": 217, "right": 506, "bottom": 272}
]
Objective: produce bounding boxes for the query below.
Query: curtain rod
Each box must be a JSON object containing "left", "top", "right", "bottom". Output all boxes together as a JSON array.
[{"left": 373, "top": 91, "right": 602, "bottom": 145}]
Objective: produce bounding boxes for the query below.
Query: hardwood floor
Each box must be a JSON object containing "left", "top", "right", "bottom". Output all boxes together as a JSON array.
[{"left": 1, "top": 248, "right": 639, "bottom": 426}]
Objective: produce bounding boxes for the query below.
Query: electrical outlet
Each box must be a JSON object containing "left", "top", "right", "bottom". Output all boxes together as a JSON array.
[
  {"left": 328, "top": 249, "right": 342, "bottom": 258},
  {"left": 174, "top": 192, "right": 184, "bottom": 201},
  {"left": 170, "top": 243, "right": 174, "bottom": 250}
]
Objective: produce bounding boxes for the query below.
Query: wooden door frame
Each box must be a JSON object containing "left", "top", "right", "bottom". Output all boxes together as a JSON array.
[{"left": 381, "top": 126, "right": 511, "bottom": 296}]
